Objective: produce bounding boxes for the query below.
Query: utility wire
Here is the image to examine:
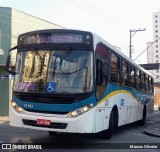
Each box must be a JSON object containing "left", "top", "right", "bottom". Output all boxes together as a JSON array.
[
  {"left": 65, "top": 0, "right": 137, "bottom": 26},
  {"left": 133, "top": 37, "right": 160, "bottom": 61}
]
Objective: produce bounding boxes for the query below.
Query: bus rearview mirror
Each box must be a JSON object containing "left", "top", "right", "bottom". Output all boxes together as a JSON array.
[{"left": 5, "top": 46, "right": 18, "bottom": 75}]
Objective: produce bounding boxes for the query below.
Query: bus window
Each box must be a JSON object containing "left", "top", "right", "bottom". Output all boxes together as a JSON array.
[
  {"left": 110, "top": 53, "right": 120, "bottom": 84},
  {"left": 96, "top": 44, "right": 109, "bottom": 63},
  {"left": 121, "top": 60, "right": 129, "bottom": 86},
  {"left": 149, "top": 77, "right": 153, "bottom": 93},
  {"left": 136, "top": 69, "right": 140, "bottom": 90},
  {"left": 151, "top": 78, "right": 154, "bottom": 93},
  {"left": 141, "top": 72, "right": 145, "bottom": 91},
  {"left": 129, "top": 65, "right": 136, "bottom": 88},
  {"left": 145, "top": 75, "right": 149, "bottom": 92},
  {"left": 96, "top": 44, "right": 109, "bottom": 99}
]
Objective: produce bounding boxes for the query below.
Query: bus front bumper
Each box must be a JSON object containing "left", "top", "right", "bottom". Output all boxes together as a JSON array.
[{"left": 10, "top": 106, "right": 95, "bottom": 133}]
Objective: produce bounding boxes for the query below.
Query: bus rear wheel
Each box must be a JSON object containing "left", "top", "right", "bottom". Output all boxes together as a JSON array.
[{"left": 138, "top": 106, "right": 146, "bottom": 126}]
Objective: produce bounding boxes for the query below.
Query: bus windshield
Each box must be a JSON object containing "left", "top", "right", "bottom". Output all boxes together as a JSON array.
[{"left": 13, "top": 49, "right": 93, "bottom": 94}]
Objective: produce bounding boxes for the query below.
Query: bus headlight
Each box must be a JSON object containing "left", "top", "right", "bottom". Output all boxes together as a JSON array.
[
  {"left": 70, "top": 104, "right": 93, "bottom": 118},
  {"left": 11, "top": 100, "right": 23, "bottom": 113}
]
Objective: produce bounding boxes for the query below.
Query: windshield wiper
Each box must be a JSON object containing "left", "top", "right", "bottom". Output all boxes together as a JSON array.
[
  {"left": 52, "top": 47, "right": 72, "bottom": 78},
  {"left": 32, "top": 47, "right": 43, "bottom": 62}
]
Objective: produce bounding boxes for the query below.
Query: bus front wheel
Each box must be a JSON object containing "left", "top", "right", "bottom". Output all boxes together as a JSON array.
[
  {"left": 99, "top": 111, "right": 114, "bottom": 139},
  {"left": 48, "top": 131, "right": 57, "bottom": 136}
]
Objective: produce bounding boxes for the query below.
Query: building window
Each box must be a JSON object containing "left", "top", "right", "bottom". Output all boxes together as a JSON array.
[
  {"left": 155, "top": 20, "right": 158, "bottom": 23},
  {"left": 156, "top": 55, "right": 159, "bottom": 58},
  {"left": 156, "top": 70, "right": 159, "bottom": 73},
  {"left": 155, "top": 35, "right": 158, "bottom": 38},
  {"left": 156, "top": 60, "right": 159, "bottom": 63},
  {"left": 156, "top": 75, "right": 159, "bottom": 79},
  {"left": 156, "top": 50, "right": 158, "bottom": 53},
  {"left": 155, "top": 15, "right": 158, "bottom": 18},
  {"left": 155, "top": 30, "right": 158, "bottom": 33},
  {"left": 155, "top": 25, "right": 158, "bottom": 28},
  {"left": 156, "top": 45, "right": 158, "bottom": 48}
]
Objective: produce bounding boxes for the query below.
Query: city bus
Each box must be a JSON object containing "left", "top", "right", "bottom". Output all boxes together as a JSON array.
[{"left": 5, "top": 29, "right": 154, "bottom": 139}]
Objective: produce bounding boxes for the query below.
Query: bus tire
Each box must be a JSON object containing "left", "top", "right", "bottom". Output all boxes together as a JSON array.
[
  {"left": 99, "top": 111, "right": 114, "bottom": 139},
  {"left": 138, "top": 106, "right": 146, "bottom": 126},
  {"left": 48, "top": 131, "right": 57, "bottom": 136}
]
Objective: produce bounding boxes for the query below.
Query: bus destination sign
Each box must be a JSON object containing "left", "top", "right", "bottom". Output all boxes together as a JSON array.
[{"left": 19, "top": 33, "right": 84, "bottom": 45}]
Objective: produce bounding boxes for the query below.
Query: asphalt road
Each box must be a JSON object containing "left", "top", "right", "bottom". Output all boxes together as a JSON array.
[{"left": 0, "top": 111, "right": 160, "bottom": 152}]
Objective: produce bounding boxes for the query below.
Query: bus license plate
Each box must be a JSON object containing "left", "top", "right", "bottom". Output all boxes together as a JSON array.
[{"left": 37, "top": 119, "right": 51, "bottom": 126}]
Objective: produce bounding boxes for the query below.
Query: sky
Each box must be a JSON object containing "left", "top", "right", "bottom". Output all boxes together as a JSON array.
[{"left": 0, "top": 0, "right": 160, "bottom": 64}]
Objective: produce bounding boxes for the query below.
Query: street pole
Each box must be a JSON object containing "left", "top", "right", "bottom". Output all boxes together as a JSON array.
[{"left": 129, "top": 28, "right": 146, "bottom": 60}]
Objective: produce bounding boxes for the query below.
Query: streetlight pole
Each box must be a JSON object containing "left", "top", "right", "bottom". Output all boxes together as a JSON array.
[{"left": 129, "top": 28, "right": 146, "bottom": 59}]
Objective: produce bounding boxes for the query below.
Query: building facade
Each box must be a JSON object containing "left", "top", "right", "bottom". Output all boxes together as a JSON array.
[
  {"left": 147, "top": 10, "right": 160, "bottom": 83},
  {"left": 147, "top": 10, "right": 160, "bottom": 109},
  {"left": 0, "top": 7, "right": 63, "bottom": 115}
]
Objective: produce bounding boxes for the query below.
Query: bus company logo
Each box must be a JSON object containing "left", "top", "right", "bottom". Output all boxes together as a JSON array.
[{"left": 1, "top": 144, "right": 42, "bottom": 150}]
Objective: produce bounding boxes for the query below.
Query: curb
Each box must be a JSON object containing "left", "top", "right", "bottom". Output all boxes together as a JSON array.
[
  {"left": 0, "top": 117, "right": 9, "bottom": 123},
  {"left": 143, "top": 124, "right": 160, "bottom": 137}
]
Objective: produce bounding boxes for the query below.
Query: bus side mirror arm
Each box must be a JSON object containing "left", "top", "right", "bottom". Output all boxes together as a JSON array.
[{"left": 5, "top": 46, "right": 18, "bottom": 75}]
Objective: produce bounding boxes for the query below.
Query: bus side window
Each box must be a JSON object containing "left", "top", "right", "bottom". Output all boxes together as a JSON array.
[
  {"left": 121, "top": 60, "right": 129, "bottom": 86},
  {"left": 151, "top": 78, "right": 154, "bottom": 93},
  {"left": 141, "top": 72, "right": 145, "bottom": 91},
  {"left": 95, "top": 44, "right": 109, "bottom": 100},
  {"left": 136, "top": 69, "right": 140, "bottom": 90},
  {"left": 149, "top": 77, "right": 153, "bottom": 93},
  {"left": 110, "top": 53, "right": 120, "bottom": 84},
  {"left": 145, "top": 75, "right": 149, "bottom": 92},
  {"left": 129, "top": 65, "right": 136, "bottom": 88}
]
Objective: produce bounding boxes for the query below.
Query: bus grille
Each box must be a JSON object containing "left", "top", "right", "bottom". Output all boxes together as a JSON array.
[
  {"left": 13, "top": 92, "right": 76, "bottom": 104},
  {"left": 25, "top": 109, "right": 69, "bottom": 115},
  {"left": 22, "top": 119, "right": 67, "bottom": 129}
]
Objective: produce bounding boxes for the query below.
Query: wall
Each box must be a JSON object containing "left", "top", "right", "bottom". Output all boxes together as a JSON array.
[
  {"left": 0, "top": 7, "right": 63, "bottom": 116},
  {"left": 154, "top": 83, "right": 160, "bottom": 109},
  {"left": 0, "top": 7, "right": 11, "bottom": 65}
]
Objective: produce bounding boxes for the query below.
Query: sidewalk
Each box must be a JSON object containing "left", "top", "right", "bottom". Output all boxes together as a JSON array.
[
  {"left": 143, "top": 110, "right": 160, "bottom": 137},
  {"left": 0, "top": 116, "right": 9, "bottom": 123},
  {"left": 143, "top": 123, "right": 160, "bottom": 137}
]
